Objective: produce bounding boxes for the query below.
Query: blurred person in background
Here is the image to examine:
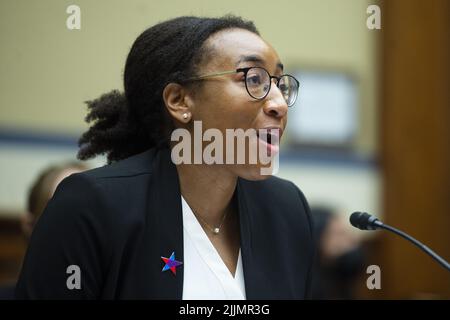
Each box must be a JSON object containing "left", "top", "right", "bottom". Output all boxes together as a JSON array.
[
  {"left": 0, "top": 162, "right": 87, "bottom": 299},
  {"left": 311, "top": 206, "right": 366, "bottom": 299},
  {"left": 21, "top": 162, "right": 89, "bottom": 240}
]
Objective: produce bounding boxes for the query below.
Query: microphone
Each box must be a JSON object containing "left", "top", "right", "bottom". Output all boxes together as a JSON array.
[{"left": 349, "top": 212, "right": 450, "bottom": 272}]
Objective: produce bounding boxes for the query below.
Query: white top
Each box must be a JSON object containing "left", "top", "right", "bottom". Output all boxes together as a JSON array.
[{"left": 181, "top": 196, "right": 246, "bottom": 300}]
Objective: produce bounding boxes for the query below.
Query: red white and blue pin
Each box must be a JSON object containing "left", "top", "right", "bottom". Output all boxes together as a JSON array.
[{"left": 161, "top": 252, "right": 183, "bottom": 275}]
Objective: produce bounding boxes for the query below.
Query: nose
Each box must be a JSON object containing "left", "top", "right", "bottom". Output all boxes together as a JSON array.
[{"left": 262, "top": 80, "right": 288, "bottom": 118}]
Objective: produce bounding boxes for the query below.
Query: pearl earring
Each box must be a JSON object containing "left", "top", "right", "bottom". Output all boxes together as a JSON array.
[{"left": 182, "top": 113, "right": 189, "bottom": 120}]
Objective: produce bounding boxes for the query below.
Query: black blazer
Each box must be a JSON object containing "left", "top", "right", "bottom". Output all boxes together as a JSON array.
[{"left": 15, "top": 147, "right": 314, "bottom": 299}]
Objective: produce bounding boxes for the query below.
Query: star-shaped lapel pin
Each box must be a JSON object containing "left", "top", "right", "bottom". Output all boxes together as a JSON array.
[{"left": 161, "top": 251, "right": 183, "bottom": 275}]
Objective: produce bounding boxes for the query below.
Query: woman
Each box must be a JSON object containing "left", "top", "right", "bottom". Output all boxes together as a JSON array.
[{"left": 16, "top": 15, "right": 314, "bottom": 299}]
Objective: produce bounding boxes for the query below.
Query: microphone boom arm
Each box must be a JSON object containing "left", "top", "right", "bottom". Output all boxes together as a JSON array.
[
  {"left": 349, "top": 212, "right": 450, "bottom": 272},
  {"left": 377, "top": 222, "right": 450, "bottom": 272}
]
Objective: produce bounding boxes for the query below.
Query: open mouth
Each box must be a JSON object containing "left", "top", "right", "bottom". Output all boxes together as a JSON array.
[
  {"left": 256, "top": 128, "right": 281, "bottom": 145},
  {"left": 256, "top": 128, "right": 281, "bottom": 156}
]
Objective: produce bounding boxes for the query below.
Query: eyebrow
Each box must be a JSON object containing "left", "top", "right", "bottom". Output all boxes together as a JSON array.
[{"left": 236, "top": 55, "right": 284, "bottom": 72}]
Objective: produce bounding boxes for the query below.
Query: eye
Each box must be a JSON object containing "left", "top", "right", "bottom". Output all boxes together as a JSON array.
[
  {"left": 247, "top": 74, "right": 262, "bottom": 86},
  {"left": 279, "top": 83, "right": 288, "bottom": 92}
]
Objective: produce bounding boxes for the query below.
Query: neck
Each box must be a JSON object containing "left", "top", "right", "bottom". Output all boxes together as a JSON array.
[{"left": 176, "top": 163, "right": 237, "bottom": 225}]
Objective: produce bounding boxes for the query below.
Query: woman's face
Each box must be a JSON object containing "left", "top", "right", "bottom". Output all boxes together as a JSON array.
[{"left": 187, "top": 28, "right": 288, "bottom": 180}]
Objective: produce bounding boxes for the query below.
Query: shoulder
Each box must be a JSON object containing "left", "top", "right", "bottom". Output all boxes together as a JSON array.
[
  {"left": 239, "top": 176, "right": 314, "bottom": 241},
  {"left": 81, "top": 148, "right": 155, "bottom": 180},
  {"left": 42, "top": 149, "right": 158, "bottom": 234},
  {"left": 239, "top": 175, "right": 309, "bottom": 213},
  {"left": 55, "top": 148, "right": 156, "bottom": 206}
]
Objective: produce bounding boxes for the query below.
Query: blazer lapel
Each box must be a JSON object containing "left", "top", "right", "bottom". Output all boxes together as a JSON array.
[
  {"left": 148, "top": 147, "right": 184, "bottom": 299},
  {"left": 237, "top": 178, "right": 268, "bottom": 299}
]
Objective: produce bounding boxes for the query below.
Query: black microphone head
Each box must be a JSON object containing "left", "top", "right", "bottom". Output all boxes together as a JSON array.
[{"left": 350, "top": 212, "right": 381, "bottom": 230}]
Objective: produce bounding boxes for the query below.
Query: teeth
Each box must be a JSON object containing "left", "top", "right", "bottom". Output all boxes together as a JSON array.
[{"left": 256, "top": 128, "right": 280, "bottom": 145}]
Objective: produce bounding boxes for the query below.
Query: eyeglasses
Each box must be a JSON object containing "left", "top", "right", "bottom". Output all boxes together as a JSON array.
[{"left": 185, "top": 67, "right": 300, "bottom": 107}]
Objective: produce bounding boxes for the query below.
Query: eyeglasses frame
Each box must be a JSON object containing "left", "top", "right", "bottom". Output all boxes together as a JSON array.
[{"left": 184, "top": 66, "right": 299, "bottom": 107}]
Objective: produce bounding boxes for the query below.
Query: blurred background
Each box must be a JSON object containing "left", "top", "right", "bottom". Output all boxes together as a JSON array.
[{"left": 0, "top": 0, "right": 449, "bottom": 299}]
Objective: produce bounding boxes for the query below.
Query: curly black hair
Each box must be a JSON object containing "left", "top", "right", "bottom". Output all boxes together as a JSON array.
[{"left": 77, "top": 15, "right": 259, "bottom": 164}]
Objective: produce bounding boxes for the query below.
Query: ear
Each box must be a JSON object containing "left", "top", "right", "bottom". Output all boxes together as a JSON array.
[{"left": 162, "top": 83, "right": 193, "bottom": 124}]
